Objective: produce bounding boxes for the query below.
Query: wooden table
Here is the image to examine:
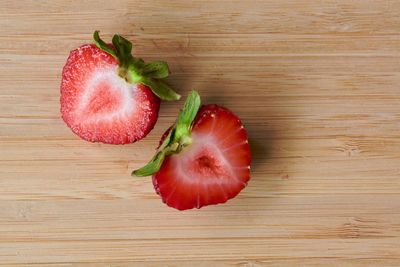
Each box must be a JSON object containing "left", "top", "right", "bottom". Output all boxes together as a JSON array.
[{"left": 1, "top": 0, "right": 399, "bottom": 265}]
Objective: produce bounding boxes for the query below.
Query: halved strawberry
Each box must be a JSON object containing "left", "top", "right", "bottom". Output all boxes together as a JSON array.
[
  {"left": 133, "top": 91, "right": 251, "bottom": 210},
  {"left": 60, "top": 31, "right": 180, "bottom": 144}
]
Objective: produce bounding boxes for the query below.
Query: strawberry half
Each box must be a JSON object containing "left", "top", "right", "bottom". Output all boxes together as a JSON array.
[
  {"left": 60, "top": 31, "right": 180, "bottom": 144},
  {"left": 133, "top": 91, "right": 251, "bottom": 210}
]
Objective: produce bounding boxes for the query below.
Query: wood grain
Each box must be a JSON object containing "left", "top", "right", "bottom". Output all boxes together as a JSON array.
[{"left": 0, "top": 0, "right": 400, "bottom": 265}]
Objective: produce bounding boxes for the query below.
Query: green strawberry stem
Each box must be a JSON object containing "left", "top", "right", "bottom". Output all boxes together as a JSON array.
[
  {"left": 132, "top": 90, "right": 201, "bottom": 177},
  {"left": 93, "top": 31, "right": 180, "bottom": 101}
]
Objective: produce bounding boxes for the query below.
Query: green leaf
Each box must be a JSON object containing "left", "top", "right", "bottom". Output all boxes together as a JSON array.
[
  {"left": 93, "top": 31, "right": 116, "bottom": 58},
  {"left": 112, "top": 34, "right": 132, "bottom": 57},
  {"left": 159, "top": 127, "right": 175, "bottom": 151},
  {"left": 174, "top": 91, "right": 201, "bottom": 142},
  {"left": 142, "top": 61, "right": 170, "bottom": 79},
  {"left": 132, "top": 151, "right": 166, "bottom": 177},
  {"left": 140, "top": 77, "right": 181, "bottom": 101},
  {"left": 111, "top": 34, "right": 134, "bottom": 67},
  {"left": 133, "top": 57, "right": 145, "bottom": 69},
  {"left": 93, "top": 31, "right": 180, "bottom": 100},
  {"left": 132, "top": 91, "right": 201, "bottom": 177},
  {"left": 132, "top": 128, "right": 175, "bottom": 177}
]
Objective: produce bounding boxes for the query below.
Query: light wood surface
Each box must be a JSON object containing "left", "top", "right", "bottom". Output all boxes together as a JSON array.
[{"left": 1, "top": 0, "right": 400, "bottom": 266}]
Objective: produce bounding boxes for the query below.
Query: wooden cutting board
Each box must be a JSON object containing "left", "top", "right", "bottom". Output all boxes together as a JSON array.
[{"left": 1, "top": 0, "right": 399, "bottom": 265}]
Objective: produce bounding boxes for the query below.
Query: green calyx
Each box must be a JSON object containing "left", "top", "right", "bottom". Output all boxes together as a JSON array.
[
  {"left": 93, "top": 31, "right": 180, "bottom": 101},
  {"left": 132, "top": 90, "right": 201, "bottom": 177}
]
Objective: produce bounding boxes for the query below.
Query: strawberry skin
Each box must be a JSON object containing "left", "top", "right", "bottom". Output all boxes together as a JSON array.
[
  {"left": 60, "top": 44, "right": 160, "bottom": 144},
  {"left": 153, "top": 104, "right": 251, "bottom": 210}
]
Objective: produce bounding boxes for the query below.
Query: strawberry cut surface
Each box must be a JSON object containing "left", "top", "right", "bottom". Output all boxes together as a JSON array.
[
  {"left": 153, "top": 104, "right": 251, "bottom": 210},
  {"left": 60, "top": 44, "right": 160, "bottom": 144}
]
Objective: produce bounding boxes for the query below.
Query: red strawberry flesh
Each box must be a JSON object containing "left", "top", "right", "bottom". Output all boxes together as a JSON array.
[
  {"left": 61, "top": 44, "right": 160, "bottom": 144},
  {"left": 153, "top": 104, "right": 251, "bottom": 210}
]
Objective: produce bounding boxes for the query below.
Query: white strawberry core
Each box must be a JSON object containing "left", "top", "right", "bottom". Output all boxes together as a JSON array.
[
  {"left": 77, "top": 66, "right": 136, "bottom": 122},
  {"left": 169, "top": 132, "right": 235, "bottom": 184}
]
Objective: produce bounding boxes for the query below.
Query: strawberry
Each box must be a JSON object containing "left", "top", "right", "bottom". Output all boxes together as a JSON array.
[
  {"left": 133, "top": 91, "right": 251, "bottom": 210},
  {"left": 60, "top": 31, "right": 180, "bottom": 144}
]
